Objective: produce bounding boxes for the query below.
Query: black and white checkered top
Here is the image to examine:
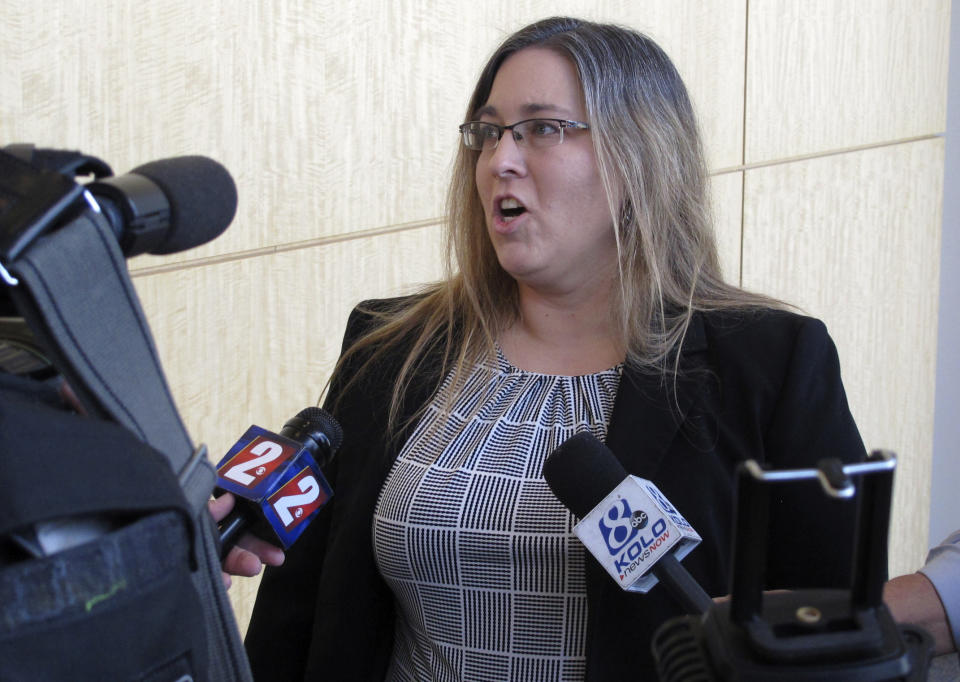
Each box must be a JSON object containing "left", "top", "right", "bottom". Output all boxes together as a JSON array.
[{"left": 373, "top": 347, "right": 623, "bottom": 681}]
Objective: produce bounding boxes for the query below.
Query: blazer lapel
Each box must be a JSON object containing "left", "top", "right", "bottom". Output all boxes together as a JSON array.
[
  {"left": 604, "top": 313, "right": 709, "bottom": 478},
  {"left": 583, "top": 313, "right": 712, "bottom": 680}
]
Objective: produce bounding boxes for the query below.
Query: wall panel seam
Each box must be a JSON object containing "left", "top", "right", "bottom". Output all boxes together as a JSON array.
[
  {"left": 130, "top": 216, "right": 445, "bottom": 278},
  {"left": 739, "top": 0, "right": 750, "bottom": 286},
  {"left": 717, "top": 134, "right": 944, "bottom": 176},
  {"left": 130, "top": 134, "right": 944, "bottom": 281}
]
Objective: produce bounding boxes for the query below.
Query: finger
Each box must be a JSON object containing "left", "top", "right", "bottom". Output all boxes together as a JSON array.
[
  {"left": 223, "top": 546, "right": 265, "bottom": 578},
  {"left": 207, "top": 492, "right": 236, "bottom": 523},
  {"left": 236, "top": 534, "right": 285, "bottom": 567}
]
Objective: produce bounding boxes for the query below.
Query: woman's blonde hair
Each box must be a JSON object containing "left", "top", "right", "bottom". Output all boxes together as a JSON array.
[{"left": 327, "top": 17, "right": 774, "bottom": 432}]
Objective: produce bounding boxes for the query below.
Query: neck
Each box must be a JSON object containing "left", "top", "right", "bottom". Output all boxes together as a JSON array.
[{"left": 499, "top": 279, "right": 625, "bottom": 375}]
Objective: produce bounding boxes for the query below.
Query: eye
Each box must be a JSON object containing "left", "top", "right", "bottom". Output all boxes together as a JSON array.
[
  {"left": 479, "top": 124, "right": 501, "bottom": 140},
  {"left": 529, "top": 119, "right": 561, "bottom": 137},
  {"left": 461, "top": 122, "right": 501, "bottom": 150}
]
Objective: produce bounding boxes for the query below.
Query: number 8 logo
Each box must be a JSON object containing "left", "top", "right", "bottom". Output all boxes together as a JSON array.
[{"left": 598, "top": 499, "right": 639, "bottom": 555}]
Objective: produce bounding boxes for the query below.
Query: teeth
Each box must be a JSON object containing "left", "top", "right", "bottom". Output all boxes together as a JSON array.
[{"left": 500, "top": 197, "right": 522, "bottom": 210}]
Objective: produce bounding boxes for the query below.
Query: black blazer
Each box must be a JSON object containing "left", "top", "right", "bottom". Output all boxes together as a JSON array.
[{"left": 245, "top": 303, "right": 866, "bottom": 681}]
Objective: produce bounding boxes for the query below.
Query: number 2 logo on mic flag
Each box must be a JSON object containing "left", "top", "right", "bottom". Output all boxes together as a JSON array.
[
  {"left": 218, "top": 435, "right": 298, "bottom": 488},
  {"left": 268, "top": 467, "right": 329, "bottom": 531}
]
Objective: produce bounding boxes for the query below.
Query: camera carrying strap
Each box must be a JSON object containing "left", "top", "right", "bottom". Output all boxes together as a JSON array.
[
  {"left": 6, "top": 209, "right": 213, "bottom": 504},
  {"left": 3, "top": 206, "right": 253, "bottom": 682}
]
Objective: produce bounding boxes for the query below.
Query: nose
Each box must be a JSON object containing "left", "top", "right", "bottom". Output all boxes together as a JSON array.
[{"left": 485, "top": 130, "right": 527, "bottom": 178}]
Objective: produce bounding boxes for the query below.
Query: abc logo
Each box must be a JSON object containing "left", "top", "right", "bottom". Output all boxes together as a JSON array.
[
  {"left": 599, "top": 499, "right": 640, "bottom": 555},
  {"left": 630, "top": 510, "right": 648, "bottom": 529}
]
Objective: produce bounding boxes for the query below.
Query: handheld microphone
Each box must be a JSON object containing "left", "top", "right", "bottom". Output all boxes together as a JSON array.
[
  {"left": 214, "top": 407, "right": 342, "bottom": 559},
  {"left": 543, "top": 431, "right": 713, "bottom": 615}
]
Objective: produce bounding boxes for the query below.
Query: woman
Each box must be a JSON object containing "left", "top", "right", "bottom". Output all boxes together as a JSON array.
[{"left": 244, "top": 16, "right": 865, "bottom": 680}]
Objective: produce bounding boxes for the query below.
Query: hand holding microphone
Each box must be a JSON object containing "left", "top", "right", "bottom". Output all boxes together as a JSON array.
[{"left": 208, "top": 493, "right": 285, "bottom": 588}]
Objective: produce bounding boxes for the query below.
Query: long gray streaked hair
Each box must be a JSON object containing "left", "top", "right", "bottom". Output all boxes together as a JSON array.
[{"left": 327, "top": 16, "right": 775, "bottom": 432}]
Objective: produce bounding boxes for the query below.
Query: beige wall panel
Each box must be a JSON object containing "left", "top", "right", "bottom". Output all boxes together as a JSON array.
[
  {"left": 3, "top": 1, "right": 745, "bottom": 271},
  {"left": 133, "top": 224, "right": 445, "bottom": 631},
  {"left": 711, "top": 171, "right": 744, "bottom": 283},
  {"left": 746, "top": 0, "right": 949, "bottom": 163},
  {"left": 134, "top": 224, "right": 445, "bottom": 463},
  {"left": 742, "top": 140, "right": 943, "bottom": 576}
]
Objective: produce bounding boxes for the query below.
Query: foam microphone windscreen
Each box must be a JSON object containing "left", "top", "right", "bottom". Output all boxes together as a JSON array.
[
  {"left": 543, "top": 431, "right": 629, "bottom": 518},
  {"left": 130, "top": 156, "right": 237, "bottom": 254}
]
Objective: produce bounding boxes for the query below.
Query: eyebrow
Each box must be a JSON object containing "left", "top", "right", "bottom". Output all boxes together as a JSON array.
[{"left": 472, "top": 102, "right": 575, "bottom": 120}]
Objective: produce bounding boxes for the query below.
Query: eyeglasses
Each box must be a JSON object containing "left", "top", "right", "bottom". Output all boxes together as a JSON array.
[{"left": 459, "top": 118, "right": 590, "bottom": 151}]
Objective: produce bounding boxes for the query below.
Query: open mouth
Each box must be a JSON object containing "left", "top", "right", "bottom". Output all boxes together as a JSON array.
[{"left": 498, "top": 197, "right": 527, "bottom": 222}]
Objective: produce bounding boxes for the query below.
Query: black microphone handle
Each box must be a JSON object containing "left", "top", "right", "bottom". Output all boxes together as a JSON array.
[
  {"left": 218, "top": 505, "right": 255, "bottom": 559},
  {"left": 650, "top": 553, "right": 714, "bottom": 616}
]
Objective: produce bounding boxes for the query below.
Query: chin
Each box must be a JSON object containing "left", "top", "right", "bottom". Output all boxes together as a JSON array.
[{"left": 494, "top": 254, "right": 536, "bottom": 282}]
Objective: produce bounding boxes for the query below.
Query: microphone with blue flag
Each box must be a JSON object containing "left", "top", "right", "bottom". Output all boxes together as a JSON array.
[{"left": 215, "top": 407, "right": 342, "bottom": 558}]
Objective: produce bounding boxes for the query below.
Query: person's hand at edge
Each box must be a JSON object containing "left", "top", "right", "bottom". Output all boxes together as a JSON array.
[{"left": 208, "top": 492, "right": 285, "bottom": 590}]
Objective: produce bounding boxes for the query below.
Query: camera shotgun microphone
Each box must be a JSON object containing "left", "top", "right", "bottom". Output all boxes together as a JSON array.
[
  {"left": 214, "top": 407, "right": 342, "bottom": 559},
  {"left": 0, "top": 145, "right": 237, "bottom": 263},
  {"left": 88, "top": 154, "right": 238, "bottom": 257},
  {"left": 543, "top": 431, "right": 713, "bottom": 615}
]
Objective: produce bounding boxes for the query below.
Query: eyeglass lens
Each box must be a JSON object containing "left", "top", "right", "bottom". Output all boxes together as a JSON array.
[{"left": 462, "top": 119, "right": 571, "bottom": 151}]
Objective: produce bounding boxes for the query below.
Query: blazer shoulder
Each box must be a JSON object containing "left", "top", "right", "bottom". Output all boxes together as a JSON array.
[
  {"left": 342, "top": 295, "right": 421, "bottom": 343},
  {"left": 697, "top": 307, "right": 830, "bottom": 354},
  {"left": 690, "top": 308, "right": 842, "bottom": 396}
]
